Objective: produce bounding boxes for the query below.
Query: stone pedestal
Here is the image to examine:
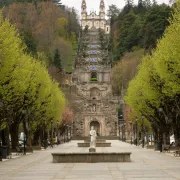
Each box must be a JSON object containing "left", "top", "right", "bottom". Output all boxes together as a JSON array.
[{"left": 89, "top": 148, "right": 96, "bottom": 153}]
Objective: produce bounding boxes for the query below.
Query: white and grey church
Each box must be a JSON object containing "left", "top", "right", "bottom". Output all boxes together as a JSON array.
[{"left": 81, "top": 0, "right": 110, "bottom": 34}]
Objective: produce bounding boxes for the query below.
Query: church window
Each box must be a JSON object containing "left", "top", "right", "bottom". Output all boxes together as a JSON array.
[
  {"left": 107, "top": 27, "right": 109, "bottom": 32},
  {"left": 90, "top": 72, "right": 97, "bottom": 81},
  {"left": 91, "top": 72, "right": 97, "bottom": 78}
]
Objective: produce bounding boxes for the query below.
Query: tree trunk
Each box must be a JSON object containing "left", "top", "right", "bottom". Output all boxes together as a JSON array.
[
  {"left": 10, "top": 122, "right": 19, "bottom": 150},
  {"left": 4, "top": 126, "right": 11, "bottom": 156},
  {"left": 1, "top": 129, "right": 6, "bottom": 146},
  {"left": 174, "top": 128, "right": 180, "bottom": 147},
  {"left": 23, "top": 120, "right": 32, "bottom": 151},
  {"left": 33, "top": 129, "right": 41, "bottom": 146}
]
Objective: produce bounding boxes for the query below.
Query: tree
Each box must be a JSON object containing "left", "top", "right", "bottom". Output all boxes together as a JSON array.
[
  {"left": 54, "top": 49, "right": 62, "bottom": 71},
  {"left": 107, "top": 5, "right": 120, "bottom": 22},
  {"left": 62, "top": 106, "right": 74, "bottom": 125},
  {"left": 110, "top": 1, "right": 171, "bottom": 60},
  {"left": 141, "top": 4, "right": 171, "bottom": 53},
  {"left": 125, "top": 0, "right": 134, "bottom": 7},
  {"left": 138, "top": 0, "right": 143, "bottom": 8},
  {"left": 112, "top": 49, "right": 144, "bottom": 95},
  {"left": 143, "top": 0, "right": 152, "bottom": 8},
  {"left": 124, "top": 0, "right": 134, "bottom": 13},
  {"left": 125, "top": 0, "right": 180, "bottom": 146},
  {"left": 59, "top": 106, "right": 74, "bottom": 136},
  {"left": 0, "top": 13, "right": 66, "bottom": 149},
  {"left": 3, "top": 1, "right": 79, "bottom": 72}
]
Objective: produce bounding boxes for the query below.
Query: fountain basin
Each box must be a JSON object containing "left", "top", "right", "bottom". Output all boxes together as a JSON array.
[
  {"left": 52, "top": 152, "right": 131, "bottom": 163},
  {"left": 84, "top": 139, "right": 106, "bottom": 143},
  {"left": 78, "top": 142, "right": 111, "bottom": 147}
]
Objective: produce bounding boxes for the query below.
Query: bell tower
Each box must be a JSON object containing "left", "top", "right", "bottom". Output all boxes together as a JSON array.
[
  {"left": 99, "top": 0, "right": 105, "bottom": 19},
  {"left": 81, "top": 0, "right": 87, "bottom": 18}
]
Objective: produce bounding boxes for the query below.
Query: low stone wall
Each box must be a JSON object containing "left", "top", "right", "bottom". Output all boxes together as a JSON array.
[
  {"left": 78, "top": 142, "right": 111, "bottom": 147},
  {"left": 52, "top": 152, "right": 131, "bottom": 163}
]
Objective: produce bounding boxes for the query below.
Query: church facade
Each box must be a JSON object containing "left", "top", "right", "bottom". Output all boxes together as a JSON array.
[
  {"left": 81, "top": 0, "right": 110, "bottom": 34},
  {"left": 71, "top": 0, "right": 118, "bottom": 138}
]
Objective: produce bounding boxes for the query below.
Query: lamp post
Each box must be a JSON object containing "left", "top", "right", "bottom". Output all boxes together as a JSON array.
[
  {"left": 70, "top": 125, "right": 72, "bottom": 141},
  {"left": 133, "top": 123, "right": 135, "bottom": 145},
  {"left": 119, "top": 123, "right": 121, "bottom": 141},
  {"left": 72, "top": 121, "right": 75, "bottom": 137},
  {"left": 135, "top": 117, "right": 138, "bottom": 146},
  {"left": 142, "top": 115, "right": 145, "bottom": 148},
  {"left": 122, "top": 123, "right": 125, "bottom": 142},
  {"left": 122, "top": 122, "right": 126, "bottom": 142},
  {"left": 121, "top": 123, "right": 123, "bottom": 141},
  {"left": 67, "top": 125, "right": 69, "bottom": 142},
  {"left": 63, "top": 124, "right": 66, "bottom": 143},
  {"left": 119, "top": 115, "right": 123, "bottom": 141},
  {"left": 124, "top": 122, "right": 126, "bottom": 142},
  {"left": 56, "top": 122, "right": 59, "bottom": 145},
  {"left": 22, "top": 110, "right": 27, "bottom": 155},
  {"left": 43, "top": 118, "right": 48, "bottom": 149},
  {"left": 131, "top": 123, "right": 133, "bottom": 144},
  {"left": 0, "top": 102, "right": 4, "bottom": 146},
  {"left": 51, "top": 119, "right": 53, "bottom": 139}
]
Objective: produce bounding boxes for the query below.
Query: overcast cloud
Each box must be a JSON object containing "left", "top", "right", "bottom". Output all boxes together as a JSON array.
[{"left": 61, "top": 0, "right": 170, "bottom": 14}]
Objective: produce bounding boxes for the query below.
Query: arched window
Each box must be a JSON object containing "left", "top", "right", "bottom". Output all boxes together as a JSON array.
[{"left": 90, "top": 72, "right": 97, "bottom": 81}]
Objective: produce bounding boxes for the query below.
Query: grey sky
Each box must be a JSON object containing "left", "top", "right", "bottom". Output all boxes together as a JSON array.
[{"left": 61, "top": 0, "right": 170, "bottom": 14}]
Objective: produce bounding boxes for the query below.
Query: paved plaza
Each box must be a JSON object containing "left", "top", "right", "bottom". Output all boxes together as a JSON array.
[{"left": 0, "top": 141, "right": 180, "bottom": 180}]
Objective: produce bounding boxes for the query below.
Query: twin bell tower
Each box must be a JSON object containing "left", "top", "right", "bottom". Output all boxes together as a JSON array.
[{"left": 81, "top": 0, "right": 110, "bottom": 34}]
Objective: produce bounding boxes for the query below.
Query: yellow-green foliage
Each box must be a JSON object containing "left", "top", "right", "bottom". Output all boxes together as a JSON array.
[
  {"left": 125, "top": 1, "right": 180, "bottom": 125},
  {"left": 153, "top": 2, "right": 180, "bottom": 96},
  {"left": 0, "top": 12, "right": 66, "bottom": 130}
]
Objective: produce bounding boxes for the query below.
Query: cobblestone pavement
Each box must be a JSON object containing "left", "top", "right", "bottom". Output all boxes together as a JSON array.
[{"left": 0, "top": 141, "right": 179, "bottom": 180}]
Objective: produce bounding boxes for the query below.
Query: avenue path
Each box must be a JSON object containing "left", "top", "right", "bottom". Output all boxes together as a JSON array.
[{"left": 0, "top": 141, "right": 180, "bottom": 180}]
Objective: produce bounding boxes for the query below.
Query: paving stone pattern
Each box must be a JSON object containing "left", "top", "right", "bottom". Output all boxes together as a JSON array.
[{"left": 0, "top": 141, "right": 180, "bottom": 180}]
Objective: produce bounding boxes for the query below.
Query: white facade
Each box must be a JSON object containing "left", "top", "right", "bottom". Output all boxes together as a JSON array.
[{"left": 81, "top": 0, "right": 110, "bottom": 34}]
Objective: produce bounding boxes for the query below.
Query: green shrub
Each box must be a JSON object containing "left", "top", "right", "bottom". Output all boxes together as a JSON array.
[{"left": 90, "top": 78, "right": 98, "bottom": 81}]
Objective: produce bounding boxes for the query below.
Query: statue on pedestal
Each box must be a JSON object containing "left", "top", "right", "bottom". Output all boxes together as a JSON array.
[{"left": 89, "top": 126, "right": 97, "bottom": 152}]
